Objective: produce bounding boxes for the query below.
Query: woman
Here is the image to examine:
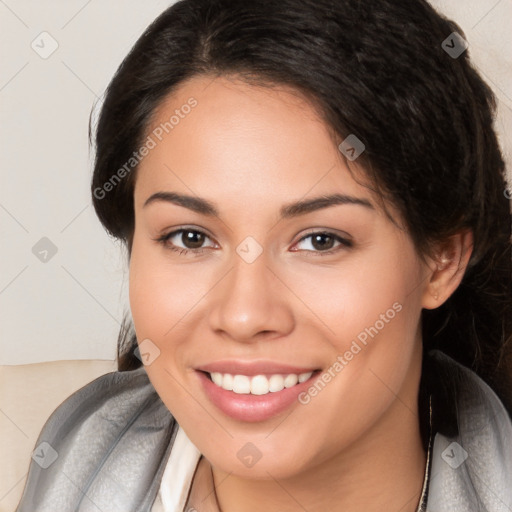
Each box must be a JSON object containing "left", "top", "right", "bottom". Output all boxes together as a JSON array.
[{"left": 16, "top": 0, "right": 512, "bottom": 511}]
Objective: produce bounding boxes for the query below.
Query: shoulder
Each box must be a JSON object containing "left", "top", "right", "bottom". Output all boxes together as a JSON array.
[
  {"left": 16, "top": 367, "right": 177, "bottom": 512},
  {"left": 426, "top": 349, "right": 512, "bottom": 511}
]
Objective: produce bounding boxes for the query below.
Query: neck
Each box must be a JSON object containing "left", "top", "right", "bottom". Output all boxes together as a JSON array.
[{"left": 210, "top": 395, "right": 427, "bottom": 512}]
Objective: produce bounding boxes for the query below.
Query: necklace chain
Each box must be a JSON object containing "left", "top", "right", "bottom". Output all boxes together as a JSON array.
[{"left": 415, "top": 393, "right": 433, "bottom": 512}]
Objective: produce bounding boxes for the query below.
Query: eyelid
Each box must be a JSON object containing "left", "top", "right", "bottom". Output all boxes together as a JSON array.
[
  {"left": 155, "top": 226, "right": 217, "bottom": 247},
  {"left": 156, "top": 224, "right": 212, "bottom": 237},
  {"left": 157, "top": 226, "right": 352, "bottom": 242},
  {"left": 154, "top": 226, "right": 353, "bottom": 256},
  {"left": 290, "top": 229, "right": 353, "bottom": 254},
  {"left": 294, "top": 227, "right": 353, "bottom": 244}
]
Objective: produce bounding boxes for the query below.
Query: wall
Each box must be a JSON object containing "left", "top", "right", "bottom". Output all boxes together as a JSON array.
[{"left": 0, "top": 0, "right": 511, "bottom": 365}]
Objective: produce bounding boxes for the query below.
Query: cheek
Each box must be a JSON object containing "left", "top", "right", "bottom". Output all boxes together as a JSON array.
[
  {"left": 282, "top": 237, "right": 422, "bottom": 348},
  {"left": 128, "top": 240, "right": 200, "bottom": 414},
  {"left": 337, "top": 245, "right": 423, "bottom": 378},
  {"left": 128, "top": 238, "right": 206, "bottom": 340},
  {"left": 286, "top": 238, "right": 423, "bottom": 412}
]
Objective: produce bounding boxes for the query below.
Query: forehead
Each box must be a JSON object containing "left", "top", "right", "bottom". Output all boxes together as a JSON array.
[{"left": 134, "top": 75, "right": 375, "bottom": 213}]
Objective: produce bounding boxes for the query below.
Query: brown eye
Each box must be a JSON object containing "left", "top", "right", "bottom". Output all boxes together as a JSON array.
[
  {"left": 155, "top": 228, "right": 216, "bottom": 255},
  {"left": 310, "top": 233, "right": 336, "bottom": 251},
  {"left": 180, "top": 230, "right": 206, "bottom": 249},
  {"left": 293, "top": 231, "right": 353, "bottom": 255}
]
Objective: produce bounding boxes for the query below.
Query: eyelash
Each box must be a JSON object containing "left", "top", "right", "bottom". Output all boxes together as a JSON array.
[{"left": 153, "top": 228, "right": 353, "bottom": 257}]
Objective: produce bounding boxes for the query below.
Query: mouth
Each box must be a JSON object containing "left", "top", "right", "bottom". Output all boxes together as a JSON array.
[
  {"left": 195, "top": 364, "right": 322, "bottom": 422},
  {"left": 202, "top": 370, "right": 316, "bottom": 395}
]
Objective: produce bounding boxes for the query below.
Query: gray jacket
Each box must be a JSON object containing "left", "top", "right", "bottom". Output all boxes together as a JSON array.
[{"left": 16, "top": 350, "right": 512, "bottom": 511}]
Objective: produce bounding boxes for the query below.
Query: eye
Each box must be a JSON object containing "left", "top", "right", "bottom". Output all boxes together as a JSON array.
[
  {"left": 153, "top": 228, "right": 216, "bottom": 256},
  {"left": 153, "top": 228, "right": 353, "bottom": 257},
  {"left": 292, "top": 230, "right": 353, "bottom": 255}
]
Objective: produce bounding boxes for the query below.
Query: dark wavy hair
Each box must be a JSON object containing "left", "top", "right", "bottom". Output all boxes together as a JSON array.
[{"left": 90, "top": 0, "right": 512, "bottom": 444}]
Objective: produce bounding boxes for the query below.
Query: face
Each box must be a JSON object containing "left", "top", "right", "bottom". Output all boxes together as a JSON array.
[{"left": 129, "top": 75, "right": 431, "bottom": 480}]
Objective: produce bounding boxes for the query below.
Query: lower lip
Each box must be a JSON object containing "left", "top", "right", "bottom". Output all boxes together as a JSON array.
[{"left": 196, "top": 370, "right": 320, "bottom": 422}]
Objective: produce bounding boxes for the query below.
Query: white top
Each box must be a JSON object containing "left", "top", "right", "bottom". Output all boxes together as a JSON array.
[{"left": 151, "top": 426, "right": 202, "bottom": 512}]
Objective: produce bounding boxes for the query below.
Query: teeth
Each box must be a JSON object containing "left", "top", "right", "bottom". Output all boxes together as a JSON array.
[
  {"left": 298, "top": 372, "right": 311, "bottom": 383},
  {"left": 233, "top": 375, "right": 251, "bottom": 394},
  {"left": 208, "top": 371, "right": 313, "bottom": 395},
  {"left": 251, "top": 375, "right": 269, "bottom": 395},
  {"left": 284, "top": 374, "right": 298, "bottom": 388},
  {"left": 223, "top": 373, "right": 234, "bottom": 391},
  {"left": 211, "top": 372, "right": 223, "bottom": 386},
  {"left": 269, "top": 374, "right": 285, "bottom": 392}
]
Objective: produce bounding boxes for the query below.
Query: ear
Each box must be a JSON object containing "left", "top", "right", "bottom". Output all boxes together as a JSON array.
[{"left": 421, "top": 230, "right": 474, "bottom": 310}]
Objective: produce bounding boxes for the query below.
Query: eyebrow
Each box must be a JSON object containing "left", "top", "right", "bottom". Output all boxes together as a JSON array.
[{"left": 143, "top": 191, "right": 374, "bottom": 218}]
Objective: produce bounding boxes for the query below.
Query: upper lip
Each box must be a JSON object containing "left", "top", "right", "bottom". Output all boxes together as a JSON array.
[{"left": 196, "top": 360, "right": 319, "bottom": 376}]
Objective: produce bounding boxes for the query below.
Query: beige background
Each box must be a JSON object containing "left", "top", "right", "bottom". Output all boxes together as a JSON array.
[{"left": 1, "top": 1, "right": 511, "bottom": 511}]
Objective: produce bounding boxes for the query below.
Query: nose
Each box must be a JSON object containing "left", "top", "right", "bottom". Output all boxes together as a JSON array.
[{"left": 207, "top": 253, "right": 295, "bottom": 343}]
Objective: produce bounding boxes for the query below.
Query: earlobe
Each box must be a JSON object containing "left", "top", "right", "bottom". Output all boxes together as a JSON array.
[
  {"left": 421, "top": 230, "right": 474, "bottom": 310},
  {"left": 423, "top": 278, "right": 440, "bottom": 310}
]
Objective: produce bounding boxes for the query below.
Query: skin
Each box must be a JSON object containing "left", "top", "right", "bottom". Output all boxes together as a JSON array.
[{"left": 128, "top": 75, "right": 472, "bottom": 512}]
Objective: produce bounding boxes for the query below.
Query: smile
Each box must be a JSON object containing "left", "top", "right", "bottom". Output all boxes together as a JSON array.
[
  {"left": 208, "top": 371, "right": 313, "bottom": 395},
  {"left": 196, "top": 363, "right": 321, "bottom": 422}
]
